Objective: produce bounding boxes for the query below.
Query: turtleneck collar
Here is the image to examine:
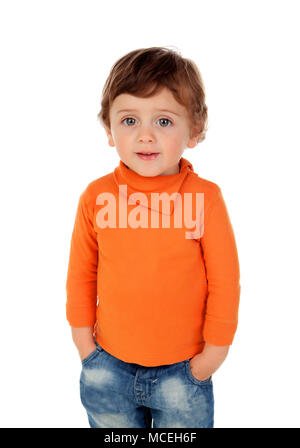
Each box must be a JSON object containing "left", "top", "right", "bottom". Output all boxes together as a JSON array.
[{"left": 113, "top": 157, "right": 194, "bottom": 216}]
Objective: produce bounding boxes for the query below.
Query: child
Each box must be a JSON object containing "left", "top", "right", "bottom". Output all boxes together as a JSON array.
[{"left": 66, "top": 46, "right": 241, "bottom": 428}]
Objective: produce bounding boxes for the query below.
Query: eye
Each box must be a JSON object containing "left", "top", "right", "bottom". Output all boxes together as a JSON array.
[
  {"left": 122, "top": 117, "right": 136, "bottom": 126},
  {"left": 158, "top": 118, "right": 172, "bottom": 127},
  {"left": 121, "top": 117, "right": 173, "bottom": 127}
]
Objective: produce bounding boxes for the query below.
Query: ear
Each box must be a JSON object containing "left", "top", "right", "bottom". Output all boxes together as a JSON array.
[
  {"left": 104, "top": 126, "right": 115, "bottom": 147},
  {"left": 187, "top": 121, "right": 202, "bottom": 148}
]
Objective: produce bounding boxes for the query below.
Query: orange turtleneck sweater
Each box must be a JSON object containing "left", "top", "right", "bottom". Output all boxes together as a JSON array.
[{"left": 66, "top": 157, "right": 241, "bottom": 366}]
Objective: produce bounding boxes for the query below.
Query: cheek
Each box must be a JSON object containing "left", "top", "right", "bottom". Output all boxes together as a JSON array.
[
  {"left": 160, "top": 127, "right": 183, "bottom": 140},
  {"left": 160, "top": 133, "right": 182, "bottom": 149},
  {"left": 115, "top": 132, "right": 132, "bottom": 145}
]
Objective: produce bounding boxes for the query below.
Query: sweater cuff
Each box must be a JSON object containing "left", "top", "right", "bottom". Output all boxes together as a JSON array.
[
  {"left": 66, "top": 305, "right": 97, "bottom": 327},
  {"left": 203, "top": 317, "right": 238, "bottom": 346}
]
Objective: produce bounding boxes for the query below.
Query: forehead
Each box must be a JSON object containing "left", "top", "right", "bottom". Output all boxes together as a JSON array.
[{"left": 111, "top": 87, "right": 187, "bottom": 115}]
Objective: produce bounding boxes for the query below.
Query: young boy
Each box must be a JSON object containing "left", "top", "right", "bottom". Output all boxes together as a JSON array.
[{"left": 66, "top": 47, "right": 241, "bottom": 429}]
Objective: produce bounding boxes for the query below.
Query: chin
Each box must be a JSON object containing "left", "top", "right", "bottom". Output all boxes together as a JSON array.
[{"left": 137, "top": 167, "right": 162, "bottom": 177}]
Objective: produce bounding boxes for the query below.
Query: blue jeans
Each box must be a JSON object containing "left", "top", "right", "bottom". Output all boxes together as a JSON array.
[{"left": 79, "top": 336, "right": 214, "bottom": 428}]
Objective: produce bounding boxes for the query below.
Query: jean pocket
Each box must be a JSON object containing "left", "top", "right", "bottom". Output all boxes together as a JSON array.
[
  {"left": 185, "top": 359, "right": 212, "bottom": 386},
  {"left": 81, "top": 347, "right": 102, "bottom": 367}
]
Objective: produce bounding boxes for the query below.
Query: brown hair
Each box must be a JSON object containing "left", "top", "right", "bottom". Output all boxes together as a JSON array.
[{"left": 97, "top": 46, "right": 208, "bottom": 144}]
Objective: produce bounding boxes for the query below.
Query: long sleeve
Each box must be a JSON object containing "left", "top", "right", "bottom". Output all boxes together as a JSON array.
[
  {"left": 66, "top": 190, "right": 98, "bottom": 327},
  {"left": 201, "top": 188, "right": 241, "bottom": 345}
]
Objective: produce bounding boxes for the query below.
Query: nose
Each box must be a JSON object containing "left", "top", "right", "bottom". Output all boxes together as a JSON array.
[
  {"left": 137, "top": 125, "right": 155, "bottom": 143},
  {"left": 139, "top": 136, "right": 153, "bottom": 143}
]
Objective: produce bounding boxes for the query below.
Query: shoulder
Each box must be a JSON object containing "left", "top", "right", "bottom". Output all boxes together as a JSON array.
[
  {"left": 79, "top": 171, "right": 115, "bottom": 208},
  {"left": 185, "top": 171, "right": 222, "bottom": 211}
]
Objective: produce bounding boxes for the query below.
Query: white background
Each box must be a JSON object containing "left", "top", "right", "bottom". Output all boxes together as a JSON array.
[{"left": 0, "top": 0, "right": 299, "bottom": 428}]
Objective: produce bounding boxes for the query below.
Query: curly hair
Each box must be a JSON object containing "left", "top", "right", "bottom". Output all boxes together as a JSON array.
[{"left": 97, "top": 46, "right": 208, "bottom": 144}]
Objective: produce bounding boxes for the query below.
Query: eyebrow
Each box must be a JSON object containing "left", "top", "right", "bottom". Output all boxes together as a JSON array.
[{"left": 116, "top": 109, "right": 181, "bottom": 116}]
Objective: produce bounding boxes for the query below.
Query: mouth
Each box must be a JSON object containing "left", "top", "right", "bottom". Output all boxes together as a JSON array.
[{"left": 135, "top": 152, "right": 160, "bottom": 161}]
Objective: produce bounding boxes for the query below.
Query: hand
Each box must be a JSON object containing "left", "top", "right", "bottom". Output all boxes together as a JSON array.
[
  {"left": 188, "top": 343, "right": 229, "bottom": 381},
  {"left": 79, "top": 343, "right": 97, "bottom": 361},
  {"left": 189, "top": 354, "right": 213, "bottom": 381}
]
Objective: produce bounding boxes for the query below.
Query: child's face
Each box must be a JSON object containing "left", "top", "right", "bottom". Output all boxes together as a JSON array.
[{"left": 105, "top": 87, "right": 199, "bottom": 176}]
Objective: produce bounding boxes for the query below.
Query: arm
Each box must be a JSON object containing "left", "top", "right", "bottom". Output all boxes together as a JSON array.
[
  {"left": 66, "top": 189, "right": 99, "bottom": 360},
  {"left": 191, "top": 188, "right": 241, "bottom": 380}
]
